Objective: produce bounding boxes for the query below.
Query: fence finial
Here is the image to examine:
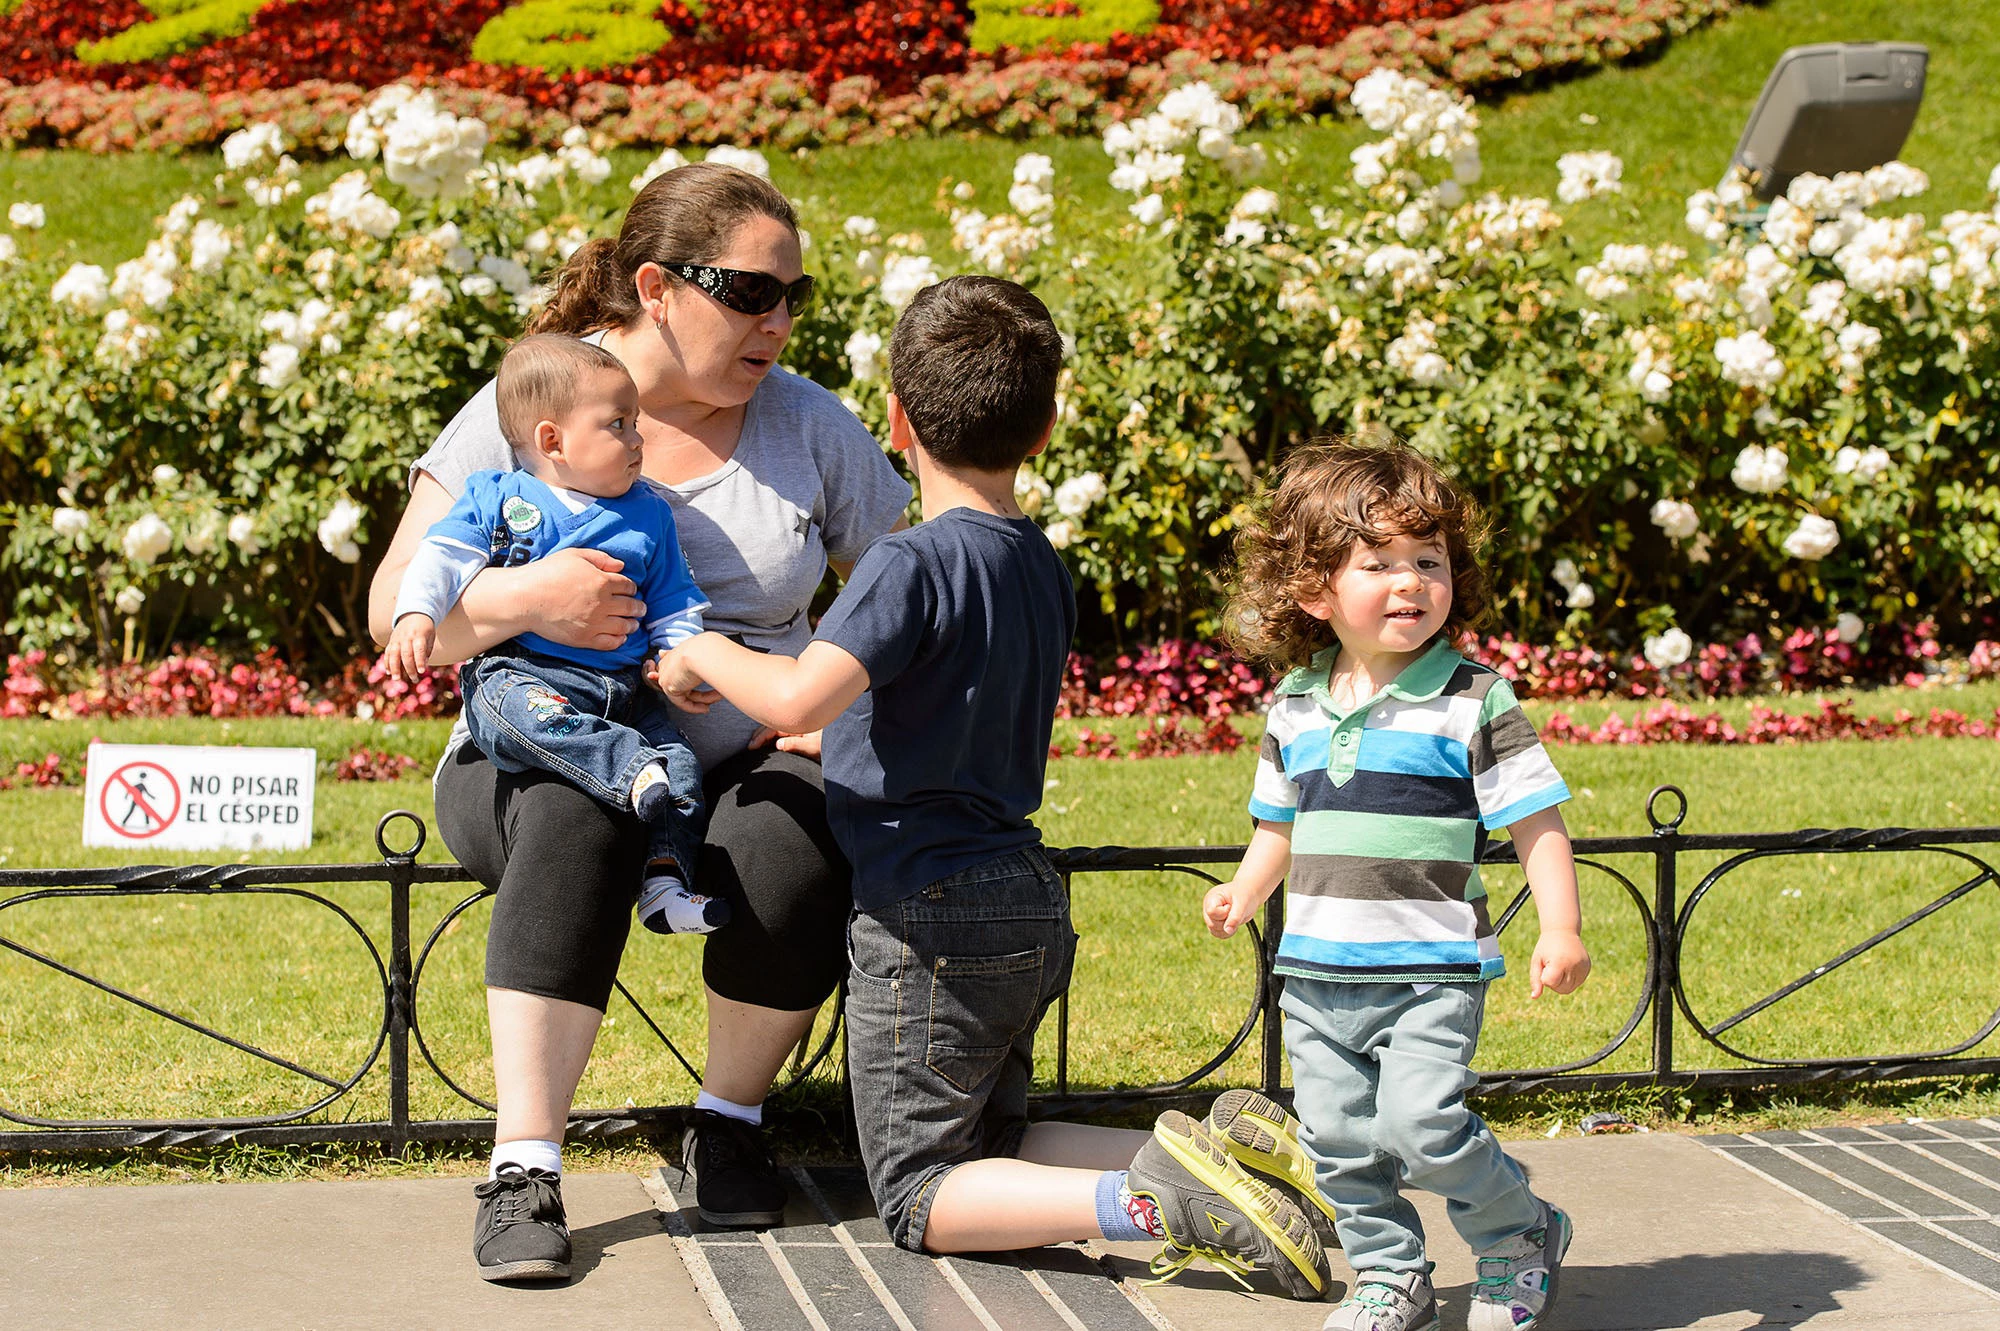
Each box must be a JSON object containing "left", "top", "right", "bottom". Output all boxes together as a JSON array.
[{"left": 375, "top": 810, "right": 427, "bottom": 863}]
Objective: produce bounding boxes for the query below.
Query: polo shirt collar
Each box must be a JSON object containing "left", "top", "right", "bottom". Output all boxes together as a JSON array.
[{"left": 1274, "top": 637, "right": 1462, "bottom": 714}]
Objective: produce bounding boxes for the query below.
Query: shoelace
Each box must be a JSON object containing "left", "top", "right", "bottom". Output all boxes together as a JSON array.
[
  {"left": 1144, "top": 1243, "right": 1259, "bottom": 1293},
  {"left": 477, "top": 1171, "right": 559, "bottom": 1229},
  {"left": 1347, "top": 1276, "right": 1417, "bottom": 1311},
  {"left": 698, "top": 1117, "right": 774, "bottom": 1175}
]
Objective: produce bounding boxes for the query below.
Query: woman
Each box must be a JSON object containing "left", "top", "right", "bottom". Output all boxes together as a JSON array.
[{"left": 367, "top": 163, "right": 910, "bottom": 1282}]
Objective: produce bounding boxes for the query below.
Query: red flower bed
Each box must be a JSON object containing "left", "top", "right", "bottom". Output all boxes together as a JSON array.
[
  {"left": 1541, "top": 699, "right": 2000, "bottom": 746},
  {"left": 0, "top": 0, "right": 1745, "bottom": 153},
  {"left": 0, "top": 0, "right": 1486, "bottom": 100}
]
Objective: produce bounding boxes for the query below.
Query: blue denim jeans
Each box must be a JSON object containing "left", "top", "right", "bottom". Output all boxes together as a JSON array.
[
  {"left": 1281, "top": 978, "right": 1541, "bottom": 1273},
  {"left": 844, "top": 846, "right": 1075, "bottom": 1252},
  {"left": 462, "top": 647, "right": 705, "bottom": 878}
]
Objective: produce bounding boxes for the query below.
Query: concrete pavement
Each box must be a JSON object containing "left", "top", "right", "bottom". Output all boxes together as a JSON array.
[{"left": 4, "top": 1121, "right": 1997, "bottom": 1330}]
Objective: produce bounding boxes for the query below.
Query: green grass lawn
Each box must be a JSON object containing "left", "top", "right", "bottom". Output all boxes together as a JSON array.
[
  {"left": 3, "top": 677, "right": 1999, "bottom": 1162},
  {"left": 4, "top": 0, "right": 1996, "bottom": 271}
]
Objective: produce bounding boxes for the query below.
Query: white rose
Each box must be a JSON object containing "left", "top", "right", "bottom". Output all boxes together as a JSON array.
[
  {"left": 843, "top": 215, "right": 880, "bottom": 240},
  {"left": 1566, "top": 582, "right": 1596, "bottom": 610},
  {"left": 257, "top": 342, "right": 301, "bottom": 390},
  {"left": 317, "top": 497, "right": 364, "bottom": 557},
  {"left": 844, "top": 329, "right": 883, "bottom": 382},
  {"left": 9, "top": 201, "right": 45, "bottom": 229},
  {"left": 152, "top": 465, "right": 180, "bottom": 486},
  {"left": 1781, "top": 513, "right": 1840, "bottom": 560},
  {"left": 878, "top": 254, "right": 939, "bottom": 311},
  {"left": 1644, "top": 628, "right": 1693, "bottom": 669},
  {"left": 1835, "top": 611, "right": 1865, "bottom": 643},
  {"left": 1551, "top": 558, "right": 1580, "bottom": 589},
  {"left": 1730, "top": 444, "right": 1789, "bottom": 495},
  {"left": 115, "top": 586, "right": 146, "bottom": 616},
  {"left": 52, "top": 507, "right": 89, "bottom": 540},
  {"left": 479, "top": 255, "right": 532, "bottom": 295},
  {"left": 1043, "top": 519, "right": 1078, "bottom": 550},
  {"left": 1852, "top": 446, "right": 1892, "bottom": 483},
  {"left": 1015, "top": 472, "right": 1052, "bottom": 518},
  {"left": 51, "top": 263, "right": 111, "bottom": 314},
  {"left": 705, "top": 145, "right": 770, "bottom": 179},
  {"left": 228, "top": 514, "right": 262, "bottom": 554},
  {"left": 1650, "top": 499, "right": 1699, "bottom": 540},
  {"left": 0, "top": 235, "right": 14, "bottom": 264},
  {"left": 1053, "top": 472, "right": 1108, "bottom": 519},
  {"left": 122, "top": 513, "right": 173, "bottom": 565},
  {"left": 629, "top": 147, "right": 688, "bottom": 193},
  {"left": 1129, "top": 193, "right": 1164, "bottom": 226},
  {"left": 460, "top": 274, "right": 499, "bottom": 299}
]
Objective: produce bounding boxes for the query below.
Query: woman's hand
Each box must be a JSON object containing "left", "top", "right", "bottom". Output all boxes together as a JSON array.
[{"left": 511, "top": 548, "right": 644, "bottom": 651}]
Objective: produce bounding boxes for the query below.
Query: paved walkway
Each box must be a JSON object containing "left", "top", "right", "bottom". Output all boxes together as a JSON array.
[{"left": 5, "top": 1120, "right": 1998, "bottom": 1330}]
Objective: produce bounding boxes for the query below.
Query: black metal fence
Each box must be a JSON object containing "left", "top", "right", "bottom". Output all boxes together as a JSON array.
[{"left": 3, "top": 787, "right": 1997, "bottom": 1153}]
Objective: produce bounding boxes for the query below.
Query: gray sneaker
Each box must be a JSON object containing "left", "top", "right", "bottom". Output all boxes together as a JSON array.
[
  {"left": 1127, "top": 1109, "right": 1332, "bottom": 1301},
  {"left": 1467, "top": 1200, "right": 1572, "bottom": 1331},
  {"left": 1206, "top": 1088, "right": 1341, "bottom": 1242},
  {"left": 1321, "top": 1268, "right": 1440, "bottom": 1331}
]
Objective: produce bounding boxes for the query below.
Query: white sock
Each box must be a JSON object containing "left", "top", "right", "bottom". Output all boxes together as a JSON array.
[
  {"left": 630, "top": 762, "right": 670, "bottom": 811},
  {"left": 490, "top": 1138, "right": 563, "bottom": 1179},
  {"left": 694, "top": 1091, "right": 763, "bottom": 1126}
]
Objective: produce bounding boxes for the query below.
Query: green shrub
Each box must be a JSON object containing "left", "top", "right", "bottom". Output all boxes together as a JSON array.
[
  {"left": 967, "top": 0, "right": 1161, "bottom": 54},
  {"left": 77, "top": 0, "right": 292, "bottom": 66},
  {"left": 469, "top": 0, "right": 680, "bottom": 76}
]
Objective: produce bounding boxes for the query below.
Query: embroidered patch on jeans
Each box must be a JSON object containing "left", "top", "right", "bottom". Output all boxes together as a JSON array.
[{"left": 522, "top": 685, "right": 584, "bottom": 734}]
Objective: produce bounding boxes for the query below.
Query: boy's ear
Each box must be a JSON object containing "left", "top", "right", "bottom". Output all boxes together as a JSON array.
[
  {"left": 1025, "top": 402, "right": 1057, "bottom": 459},
  {"left": 534, "top": 418, "right": 564, "bottom": 462},
  {"left": 886, "top": 393, "right": 918, "bottom": 455}
]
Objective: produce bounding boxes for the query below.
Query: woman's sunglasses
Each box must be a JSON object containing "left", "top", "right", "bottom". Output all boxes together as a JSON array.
[{"left": 664, "top": 262, "right": 816, "bottom": 318}]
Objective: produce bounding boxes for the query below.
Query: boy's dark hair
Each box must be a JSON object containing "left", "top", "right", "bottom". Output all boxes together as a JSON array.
[
  {"left": 1223, "top": 439, "right": 1493, "bottom": 673},
  {"left": 496, "top": 334, "right": 632, "bottom": 456},
  {"left": 888, "top": 276, "right": 1063, "bottom": 471}
]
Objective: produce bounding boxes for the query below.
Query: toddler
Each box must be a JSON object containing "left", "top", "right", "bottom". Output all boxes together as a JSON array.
[
  {"left": 386, "top": 333, "right": 724, "bottom": 935},
  {"left": 1199, "top": 440, "right": 1590, "bottom": 1331}
]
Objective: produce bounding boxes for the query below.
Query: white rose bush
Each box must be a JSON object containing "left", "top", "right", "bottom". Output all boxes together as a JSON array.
[
  {"left": 0, "top": 84, "right": 638, "bottom": 662},
  {"left": 6, "top": 71, "right": 1999, "bottom": 673}
]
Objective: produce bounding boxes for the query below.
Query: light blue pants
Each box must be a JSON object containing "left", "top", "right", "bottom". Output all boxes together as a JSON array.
[{"left": 1281, "top": 978, "right": 1541, "bottom": 1273}]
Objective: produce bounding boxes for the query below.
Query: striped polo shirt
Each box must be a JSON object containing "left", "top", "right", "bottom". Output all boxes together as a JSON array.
[{"left": 1249, "top": 639, "right": 1570, "bottom": 984}]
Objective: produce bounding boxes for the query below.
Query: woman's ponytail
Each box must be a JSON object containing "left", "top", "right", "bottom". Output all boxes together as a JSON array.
[{"left": 526, "top": 238, "right": 633, "bottom": 336}]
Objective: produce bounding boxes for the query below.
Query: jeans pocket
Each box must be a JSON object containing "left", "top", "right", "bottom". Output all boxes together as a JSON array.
[{"left": 925, "top": 947, "right": 1045, "bottom": 1095}]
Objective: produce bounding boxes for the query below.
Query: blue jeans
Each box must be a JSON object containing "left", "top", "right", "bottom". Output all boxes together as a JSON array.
[
  {"left": 1281, "top": 978, "right": 1540, "bottom": 1273},
  {"left": 462, "top": 647, "right": 705, "bottom": 879},
  {"left": 844, "top": 846, "right": 1075, "bottom": 1252}
]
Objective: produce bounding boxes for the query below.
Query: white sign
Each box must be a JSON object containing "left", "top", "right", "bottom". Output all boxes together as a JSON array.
[{"left": 83, "top": 743, "right": 316, "bottom": 852}]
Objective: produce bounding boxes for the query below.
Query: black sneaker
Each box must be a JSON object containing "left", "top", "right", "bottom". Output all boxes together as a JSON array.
[
  {"left": 472, "top": 1165, "right": 571, "bottom": 1282},
  {"left": 682, "top": 1109, "right": 787, "bottom": 1227}
]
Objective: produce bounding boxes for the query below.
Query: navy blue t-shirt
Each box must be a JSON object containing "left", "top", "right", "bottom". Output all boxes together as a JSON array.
[{"left": 813, "top": 507, "right": 1076, "bottom": 911}]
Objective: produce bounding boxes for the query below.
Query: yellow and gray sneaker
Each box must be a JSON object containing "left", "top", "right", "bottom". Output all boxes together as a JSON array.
[
  {"left": 1126, "top": 1109, "right": 1332, "bottom": 1301},
  {"left": 1205, "top": 1088, "right": 1341, "bottom": 1239},
  {"left": 1467, "top": 1200, "right": 1572, "bottom": 1330},
  {"left": 1323, "top": 1268, "right": 1440, "bottom": 1331}
]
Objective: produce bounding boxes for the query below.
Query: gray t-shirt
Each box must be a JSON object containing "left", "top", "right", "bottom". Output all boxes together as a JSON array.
[{"left": 412, "top": 357, "right": 911, "bottom": 767}]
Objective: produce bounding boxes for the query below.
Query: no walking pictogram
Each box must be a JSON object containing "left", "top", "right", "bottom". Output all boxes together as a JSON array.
[{"left": 99, "top": 761, "right": 182, "bottom": 839}]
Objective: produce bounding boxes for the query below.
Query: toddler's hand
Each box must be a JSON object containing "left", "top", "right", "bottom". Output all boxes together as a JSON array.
[
  {"left": 655, "top": 645, "right": 719, "bottom": 713},
  {"left": 384, "top": 615, "right": 436, "bottom": 684},
  {"left": 1203, "top": 881, "right": 1259, "bottom": 939},
  {"left": 1529, "top": 929, "right": 1591, "bottom": 998}
]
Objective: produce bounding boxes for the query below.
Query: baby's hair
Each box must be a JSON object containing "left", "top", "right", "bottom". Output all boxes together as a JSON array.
[
  {"left": 1223, "top": 438, "right": 1492, "bottom": 673},
  {"left": 495, "top": 334, "right": 633, "bottom": 457}
]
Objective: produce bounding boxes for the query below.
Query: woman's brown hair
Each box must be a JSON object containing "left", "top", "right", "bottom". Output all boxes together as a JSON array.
[
  {"left": 527, "top": 162, "right": 799, "bottom": 337},
  {"left": 1223, "top": 439, "right": 1493, "bottom": 674}
]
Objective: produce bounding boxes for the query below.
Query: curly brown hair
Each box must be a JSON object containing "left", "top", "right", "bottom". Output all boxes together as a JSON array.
[{"left": 1222, "top": 439, "right": 1493, "bottom": 674}]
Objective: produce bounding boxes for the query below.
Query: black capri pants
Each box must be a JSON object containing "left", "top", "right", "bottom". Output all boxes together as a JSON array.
[{"left": 434, "top": 741, "right": 852, "bottom": 1013}]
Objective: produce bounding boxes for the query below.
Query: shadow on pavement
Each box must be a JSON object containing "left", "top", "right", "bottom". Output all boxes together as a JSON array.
[{"left": 1440, "top": 1249, "right": 1868, "bottom": 1330}]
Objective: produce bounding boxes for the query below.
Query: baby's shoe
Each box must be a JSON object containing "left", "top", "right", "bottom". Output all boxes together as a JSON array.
[
  {"left": 1321, "top": 1267, "right": 1438, "bottom": 1331},
  {"left": 1468, "top": 1200, "right": 1572, "bottom": 1331},
  {"left": 638, "top": 870, "right": 730, "bottom": 935}
]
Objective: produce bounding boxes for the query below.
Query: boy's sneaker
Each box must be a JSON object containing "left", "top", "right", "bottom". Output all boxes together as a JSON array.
[
  {"left": 1127, "top": 1109, "right": 1331, "bottom": 1301},
  {"left": 638, "top": 872, "right": 730, "bottom": 935},
  {"left": 472, "top": 1164, "right": 571, "bottom": 1282},
  {"left": 1467, "top": 1200, "right": 1572, "bottom": 1331},
  {"left": 1322, "top": 1268, "right": 1440, "bottom": 1331},
  {"left": 1206, "top": 1088, "right": 1340, "bottom": 1239},
  {"left": 682, "top": 1109, "right": 787, "bottom": 1227}
]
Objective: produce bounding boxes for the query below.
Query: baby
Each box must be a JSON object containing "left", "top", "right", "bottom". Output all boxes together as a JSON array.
[{"left": 386, "top": 333, "right": 723, "bottom": 935}]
